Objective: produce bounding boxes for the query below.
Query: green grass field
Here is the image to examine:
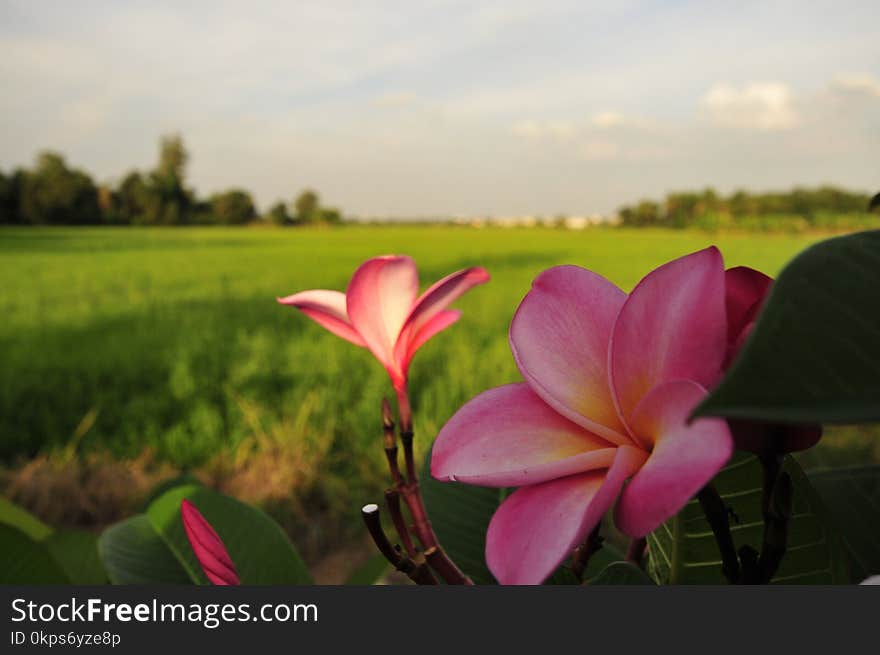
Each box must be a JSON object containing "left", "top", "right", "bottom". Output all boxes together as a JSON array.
[{"left": 2, "top": 225, "right": 876, "bottom": 564}]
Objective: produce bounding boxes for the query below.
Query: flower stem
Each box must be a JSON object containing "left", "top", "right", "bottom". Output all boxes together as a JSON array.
[
  {"left": 756, "top": 453, "right": 791, "bottom": 584},
  {"left": 378, "top": 393, "right": 473, "bottom": 585},
  {"left": 625, "top": 537, "right": 647, "bottom": 568},
  {"left": 361, "top": 504, "right": 437, "bottom": 585},
  {"left": 697, "top": 484, "right": 741, "bottom": 584}
]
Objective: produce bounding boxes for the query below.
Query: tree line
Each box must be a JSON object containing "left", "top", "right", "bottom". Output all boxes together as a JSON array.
[
  {"left": 618, "top": 186, "right": 878, "bottom": 230},
  {"left": 0, "top": 135, "right": 341, "bottom": 227}
]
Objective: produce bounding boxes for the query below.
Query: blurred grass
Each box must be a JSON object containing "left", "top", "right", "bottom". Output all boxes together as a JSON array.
[{"left": 1, "top": 225, "right": 875, "bottom": 558}]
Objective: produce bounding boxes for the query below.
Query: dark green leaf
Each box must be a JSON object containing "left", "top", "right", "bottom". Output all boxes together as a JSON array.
[
  {"left": 45, "top": 530, "right": 107, "bottom": 584},
  {"left": 0, "top": 497, "right": 52, "bottom": 541},
  {"left": 146, "top": 484, "right": 312, "bottom": 585},
  {"left": 421, "top": 452, "right": 501, "bottom": 585},
  {"left": 0, "top": 524, "right": 70, "bottom": 584},
  {"left": 696, "top": 230, "right": 880, "bottom": 423},
  {"left": 589, "top": 561, "right": 655, "bottom": 585},
  {"left": 808, "top": 465, "right": 880, "bottom": 581},
  {"left": 141, "top": 474, "right": 202, "bottom": 510},
  {"left": 646, "top": 453, "right": 850, "bottom": 584},
  {"left": 98, "top": 515, "right": 192, "bottom": 584}
]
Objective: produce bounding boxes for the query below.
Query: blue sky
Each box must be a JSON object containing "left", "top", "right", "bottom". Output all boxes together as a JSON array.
[{"left": 1, "top": 0, "right": 878, "bottom": 216}]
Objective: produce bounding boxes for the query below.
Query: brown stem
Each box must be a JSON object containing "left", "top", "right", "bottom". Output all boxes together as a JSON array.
[
  {"left": 625, "top": 537, "right": 647, "bottom": 567},
  {"left": 758, "top": 470, "right": 792, "bottom": 583},
  {"left": 361, "top": 503, "right": 437, "bottom": 585},
  {"left": 389, "top": 390, "right": 473, "bottom": 585},
  {"left": 697, "top": 485, "right": 741, "bottom": 584},
  {"left": 384, "top": 488, "right": 417, "bottom": 558},
  {"left": 382, "top": 399, "right": 404, "bottom": 486}
]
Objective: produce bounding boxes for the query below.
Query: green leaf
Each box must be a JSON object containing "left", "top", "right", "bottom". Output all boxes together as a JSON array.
[
  {"left": 646, "top": 453, "right": 850, "bottom": 584},
  {"left": 0, "top": 524, "right": 70, "bottom": 584},
  {"left": 696, "top": 230, "right": 880, "bottom": 423},
  {"left": 146, "top": 484, "right": 312, "bottom": 585},
  {"left": 421, "top": 452, "right": 501, "bottom": 585},
  {"left": 98, "top": 515, "right": 192, "bottom": 584},
  {"left": 589, "top": 561, "right": 655, "bottom": 585},
  {"left": 0, "top": 497, "right": 52, "bottom": 541},
  {"left": 808, "top": 465, "right": 880, "bottom": 581},
  {"left": 45, "top": 530, "right": 107, "bottom": 584}
]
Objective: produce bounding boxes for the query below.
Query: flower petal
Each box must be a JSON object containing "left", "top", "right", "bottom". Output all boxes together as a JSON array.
[
  {"left": 486, "top": 445, "right": 647, "bottom": 584},
  {"left": 614, "top": 380, "right": 733, "bottom": 538},
  {"left": 346, "top": 255, "right": 419, "bottom": 370},
  {"left": 399, "top": 310, "right": 461, "bottom": 373},
  {"left": 431, "top": 383, "right": 616, "bottom": 487},
  {"left": 405, "top": 267, "right": 490, "bottom": 335},
  {"left": 610, "top": 247, "right": 727, "bottom": 428},
  {"left": 277, "top": 289, "right": 366, "bottom": 346},
  {"left": 180, "top": 499, "right": 240, "bottom": 586},
  {"left": 510, "top": 265, "right": 630, "bottom": 445},
  {"left": 725, "top": 266, "right": 772, "bottom": 345}
]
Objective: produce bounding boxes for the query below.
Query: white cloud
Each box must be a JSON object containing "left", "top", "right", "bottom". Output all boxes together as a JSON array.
[
  {"left": 701, "top": 82, "right": 799, "bottom": 130},
  {"left": 374, "top": 91, "right": 417, "bottom": 107},
  {"left": 510, "top": 120, "right": 575, "bottom": 140},
  {"left": 591, "top": 111, "right": 626, "bottom": 128},
  {"left": 830, "top": 73, "right": 880, "bottom": 98}
]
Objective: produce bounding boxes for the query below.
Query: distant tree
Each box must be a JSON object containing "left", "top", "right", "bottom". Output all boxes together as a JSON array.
[
  {"left": 294, "top": 189, "right": 320, "bottom": 223},
  {"left": 209, "top": 189, "right": 257, "bottom": 225},
  {"left": 18, "top": 152, "right": 101, "bottom": 225},
  {"left": 317, "top": 207, "right": 342, "bottom": 224},
  {"left": 634, "top": 200, "right": 661, "bottom": 226},
  {"left": 140, "top": 134, "right": 194, "bottom": 225},
  {"left": 267, "top": 201, "right": 292, "bottom": 226},
  {"left": 0, "top": 170, "right": 12, "bottom": 223},
  {"left": 114, "top": 171, "right": 149, "bottom": 224},
  {"left": 869, "top": 192, "right": 880, "bottom": 214}
]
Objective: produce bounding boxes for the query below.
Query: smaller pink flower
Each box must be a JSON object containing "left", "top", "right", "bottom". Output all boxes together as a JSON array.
[
  {"left": 278, "top": 255, "right": 489, "bottom": 393},
  {"left": 181, "top": 499, "right": 240, "bottom": 586}
]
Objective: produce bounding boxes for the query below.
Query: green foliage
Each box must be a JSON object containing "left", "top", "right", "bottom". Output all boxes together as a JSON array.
[
  {"left": 294, "top": 189, "right": 320, "bottom": 223},
  {"left": 618, "top": 185, "right": 875, "bottom": 231},
  {"left": 209, "top": 189, "right": 257, "bottom": 225},
  {"left": 99, "top": 483, "right": 312, "bottom": 585},
  {"left": 697, "top": 230, "right": 880, "bottom": 423},
  {"left": 44, "top": 530, "right": 107, "bottom": 584},
  {"left": 646, "top": 454, "right": 850, "bottom": 584},
  {"left": 589, "top": 561, "right": 655, "bottom": 585},
  {"left": 146, "top": 484, "right": 312, "bottom": 584},
  {"left": 808, "top": 465, "right": 880, "bottom": 581},
  {"left": 0, "top": 524, "right": 71, "bottom": 584},
  {"left": 421, "top": 450, "right": 500, "bottom": 584},
  {"left": 16, "top": 152, "right": 101, "bottom": 225},
  {"left": 267, "top": 201, "right": 293, "bottom": 226},
  {"left": 99, "top": 515, "right": 192, "bottom": 584},
  {"left": 0, "top": 497, "right": 106, "bottom": 584}
]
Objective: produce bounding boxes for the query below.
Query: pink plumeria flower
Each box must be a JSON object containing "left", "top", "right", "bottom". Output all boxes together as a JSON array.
[
  {"left": 181, "top": 499, "right": 240, "bottom": 586},
  {"left": 278, "top": 256, "right": 489, "bottom": 396},
  {"left": 432, "top": 247, "right": 745, "bottom": 584}
]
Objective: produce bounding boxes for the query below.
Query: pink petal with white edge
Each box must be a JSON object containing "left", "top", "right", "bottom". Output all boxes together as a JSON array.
[
  {"left": 180, "top": 499, "right": 240, "bottom": 586},
  {"left": 277, "top": 289, "right": 366, "bottom": 346},
  {"left": 431, "top": 383, "right": 616, "bottom": 487},
  {"left": 486, "top": 445, "right": 647, "bottom": 585},
  {"left": 399, "top": 310, "right": 461, "bottom": 373},
  {"left": 510, "top": 265, "right": 630, "bottom": 445},
  {"left": 614, "top": 380, "right": 733, "bottom": 538},
  {"left": 610, "top": 247, "right": 727, "bottom": 429},
  {"left": 346, "top": 255, "right": 419, "bottom": 369},
  {"left": 725, "top": 266, "right": 772, "bottom": 345}
]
